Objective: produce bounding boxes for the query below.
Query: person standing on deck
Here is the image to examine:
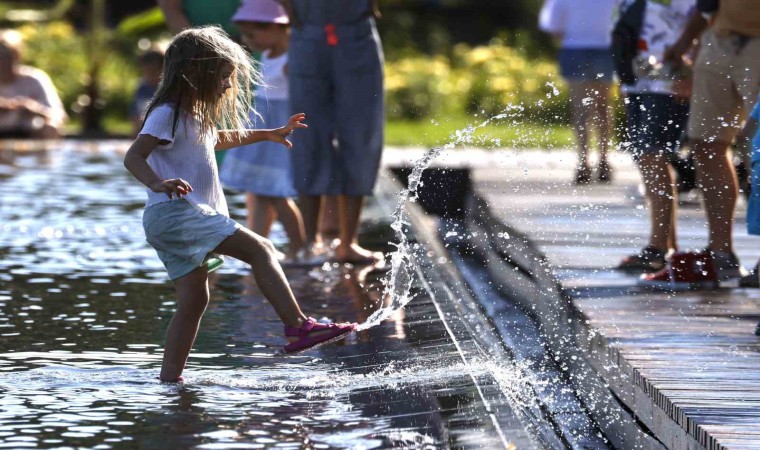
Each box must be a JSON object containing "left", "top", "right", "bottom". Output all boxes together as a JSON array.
[
  {"left": 539, "top": 0, "right": 617, "bottom": 184},
  {"left": 641, "top": 0, "right": 760, "bottom": 289}
]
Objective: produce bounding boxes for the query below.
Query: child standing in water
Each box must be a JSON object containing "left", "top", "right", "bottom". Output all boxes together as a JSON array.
[
  {"left": 123, "top": 26, "right": 356, "bottom": 382},
  {"left": 220, "top": 0, "right": 305, "bottom": 261}
]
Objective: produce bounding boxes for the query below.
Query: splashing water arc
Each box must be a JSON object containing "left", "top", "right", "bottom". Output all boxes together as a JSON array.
[{"left": 357, "top": 113, "right": 510, "bottom": 331}]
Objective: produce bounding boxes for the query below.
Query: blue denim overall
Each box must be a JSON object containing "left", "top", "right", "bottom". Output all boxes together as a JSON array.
[{"left": 288, "top": 0, "right": 385, "bottom": 196}]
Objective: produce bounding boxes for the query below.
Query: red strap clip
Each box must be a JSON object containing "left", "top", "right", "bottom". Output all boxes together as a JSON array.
[{"left": 325, "top": 23, "right": 338, "bottom": 46}]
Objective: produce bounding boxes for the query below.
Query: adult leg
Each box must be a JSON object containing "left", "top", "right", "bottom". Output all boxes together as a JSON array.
[
  {"left": 568, "top": 81, "right": 592, "bottom": 182},
  {"left": 692, "top": 139, "right": 738, "bottom": 254},
  {"left": 319, "top": 195, "right": 340, "bottom": 242},
  {"left": 637, "top": 152, "right": 677, "bottom": 251},
  {"left": 249, "top": 194, "right": 276, "bottom": 238},
  {"left": 272, "top": 197, "right": 306, "bottom": 258},
  {"left": 289, "top": 37, "right": 334, "bottom": 255},
  {"left": 334, "top": 195, "right": 380, "bottom": 263},
  {"left": 160, "top": 266, "right": 210, "bottom": 381},
  {"left": 332, "top": 31, "right": 384, "bottom": 262},
  {"left": 299, "top": 195, "right": 323, "bottom": 252},
  {"left": 591, "top": 82, "right": 612, "bottom": 178}
]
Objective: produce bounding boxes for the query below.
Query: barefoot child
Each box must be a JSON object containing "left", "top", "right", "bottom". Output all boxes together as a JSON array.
[
  {"left": 123, "top": 26, "right": 355, "bottom": 382},
  {"left": 220, "top": 0, "right": 306, "bottom": 261}
]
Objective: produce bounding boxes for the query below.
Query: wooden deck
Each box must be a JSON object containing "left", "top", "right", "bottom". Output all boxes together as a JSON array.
[{"left": 451, "top": 148, "right": 760, "bottom": 450}]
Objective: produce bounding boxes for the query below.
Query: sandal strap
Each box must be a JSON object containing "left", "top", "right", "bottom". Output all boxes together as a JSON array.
[{"left": 284, "top": 318, "right": 351, "bottom": 338}]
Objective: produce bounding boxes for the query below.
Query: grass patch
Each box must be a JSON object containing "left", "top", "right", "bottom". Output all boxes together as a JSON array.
[
  {"left": 64, "top": 113, "right": 575, "bottom": 150},
  {"left": 386, "top": 115, "right": 574, "bottom": 149}
]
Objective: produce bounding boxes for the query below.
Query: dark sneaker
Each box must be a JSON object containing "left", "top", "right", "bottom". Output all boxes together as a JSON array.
[
  {"left": 597, "top": 161, "right": 613, "bottom": 183},
  {"left": 575, "top": 165, "right": 591, "bottom": 185},
  {"left": 709, "top": 249, "right": 746, "bottom": 280},
  {"left": 739, "top": 263, "right": 759, "bottom": 288},
  {"left": 618, "top": 245, "right": 667, "bottom": 272}
]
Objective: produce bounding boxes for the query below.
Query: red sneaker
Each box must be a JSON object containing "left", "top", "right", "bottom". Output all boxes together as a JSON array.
[{"left": 638, "top": 250, "right": 719, "bottom": 291}]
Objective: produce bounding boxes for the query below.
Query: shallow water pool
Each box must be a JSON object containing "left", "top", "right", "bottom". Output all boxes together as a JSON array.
[{"left": 0, "top": 142, "right": 522, "bottom": 449}]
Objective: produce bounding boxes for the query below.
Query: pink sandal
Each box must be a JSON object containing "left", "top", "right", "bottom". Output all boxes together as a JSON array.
[{"left": 283, "top": 318, "right": 356, "bottom": 354}]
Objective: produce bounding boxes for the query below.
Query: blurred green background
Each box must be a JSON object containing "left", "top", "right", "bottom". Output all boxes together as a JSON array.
[{"left": 0, "top": 0, "right": 588, "bottom": 147}]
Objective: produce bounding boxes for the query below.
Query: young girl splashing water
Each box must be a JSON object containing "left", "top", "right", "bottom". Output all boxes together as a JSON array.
[{"left": 123, "top": 26, "right": 356, "bottom": 382}]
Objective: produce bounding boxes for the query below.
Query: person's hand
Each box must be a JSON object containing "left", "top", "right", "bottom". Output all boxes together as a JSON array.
[
  {"left": 149, "top": 178, "right": 193, "bottom": 199},
  {"left": 0, "top": 97, "right": 44, "bottom": 115},
  {"left": 0, "top": 97, "right": 24, "bottom": 111},
  {"left": 270, "top": 113, "right": 308, "bottom": 148},
  {"left": 663, "top": 39, "right": 691, "bottom": 70},
  {"left": 12, "top": 97, "right": 40, "bottom": 114}
]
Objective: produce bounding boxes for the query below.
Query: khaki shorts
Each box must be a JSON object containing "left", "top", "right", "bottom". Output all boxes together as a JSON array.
[{"left": 688, "top": 29, "right": 760, "bottom": 144}]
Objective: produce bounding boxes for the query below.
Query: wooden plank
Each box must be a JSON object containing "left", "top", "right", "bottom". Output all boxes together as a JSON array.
[{"left": 472, "top": 150, "right": 760, "bottom": 450}]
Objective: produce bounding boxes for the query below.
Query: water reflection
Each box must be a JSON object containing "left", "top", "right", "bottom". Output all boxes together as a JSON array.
[{"left": 0, "top": 144, "right": 506, "bottom": 449}]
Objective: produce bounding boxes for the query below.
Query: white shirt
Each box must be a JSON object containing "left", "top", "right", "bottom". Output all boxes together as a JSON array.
[
  {"left": 140, "top": 104, "right": 228, "bottom": 216},
  {"left": 620, "top": 0, "right": 696, "bottom": 94},
  {"left": 539, "top": 0, "right": 617, "bottom": 48},
  {"left": 255, "top": 50, "right": 288, "bottom": 101}
]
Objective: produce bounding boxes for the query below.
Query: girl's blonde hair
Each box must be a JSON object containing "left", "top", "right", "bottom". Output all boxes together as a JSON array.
[{"left": 143, "top": 26, "right": 261, "bottom": 138}]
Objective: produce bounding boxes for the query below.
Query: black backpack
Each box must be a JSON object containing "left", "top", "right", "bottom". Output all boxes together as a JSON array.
[{"left": 611, "top": 0, "right": 646, "bottom": 85}]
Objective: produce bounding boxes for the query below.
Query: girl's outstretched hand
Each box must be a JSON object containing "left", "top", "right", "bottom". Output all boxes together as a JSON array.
[
  {"left": 271, "top": 113, "right": 308, "bottom": 148},
  {"left": 149, "top": 178, "right": 193, "bottom": 199}
]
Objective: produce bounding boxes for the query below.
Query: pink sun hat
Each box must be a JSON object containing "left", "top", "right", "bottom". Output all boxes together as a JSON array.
[{"left": 232, "top": 0, "right": 290, "bottom": 24}]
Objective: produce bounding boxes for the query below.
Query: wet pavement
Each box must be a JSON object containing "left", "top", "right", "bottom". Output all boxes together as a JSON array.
[
  {"left": 0, "top": 142, "right": 541, "bottom": 449},
  {"left": 458, "top": 148, "right": 760, "bottom": 450}
]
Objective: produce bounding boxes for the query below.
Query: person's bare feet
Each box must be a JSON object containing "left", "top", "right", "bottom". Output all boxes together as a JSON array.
[{"left": 334, "top": 242, "right": 383, "bottom": 264}]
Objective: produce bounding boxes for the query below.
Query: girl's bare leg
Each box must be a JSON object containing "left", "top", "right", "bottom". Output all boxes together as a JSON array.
[
  {"left": 214, "top": 228, "right": 306, "bottom": 328},
  {"left": 272, "top": 197, "right": 306, "bottom": 258},
  {"left": 160, "top": 266, "right": 210, "bottom": 381},
  {"left": 248, "top": 193, "right": 276, "bottom": 237}
]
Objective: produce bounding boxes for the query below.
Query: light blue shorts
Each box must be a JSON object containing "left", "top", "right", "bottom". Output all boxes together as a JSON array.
[{"left": 142, "top": 199, "right": 241, "bottom": 280}]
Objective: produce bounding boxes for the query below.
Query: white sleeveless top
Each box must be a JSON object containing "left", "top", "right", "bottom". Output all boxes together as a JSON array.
[
  {"left": 140, "top": 104, "right": 228, "bottom": 216},
  {"left": 255, "top": 51, "right": 288, "bottom": 101}
]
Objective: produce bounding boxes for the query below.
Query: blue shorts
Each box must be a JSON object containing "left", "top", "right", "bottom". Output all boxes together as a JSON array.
[
  {"left": 624, "top": 93, "right": 689, "bottom": 160},
  {"left": 142, "top": 199, "right": 241, "bottom": 280},
  {"left": 558, "top": 48, "right": 614, "bottom": 82}
]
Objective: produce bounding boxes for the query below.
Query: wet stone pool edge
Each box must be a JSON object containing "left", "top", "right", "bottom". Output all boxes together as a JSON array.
[
  {"left": 372, "top": 172, "right": 540, "bottom": 448},
  {"left": 379, "top": 166, "right": 666, "bottom": 449},
  {"left": 458, "top": 193, "right": 666, "bottom": 450}
]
